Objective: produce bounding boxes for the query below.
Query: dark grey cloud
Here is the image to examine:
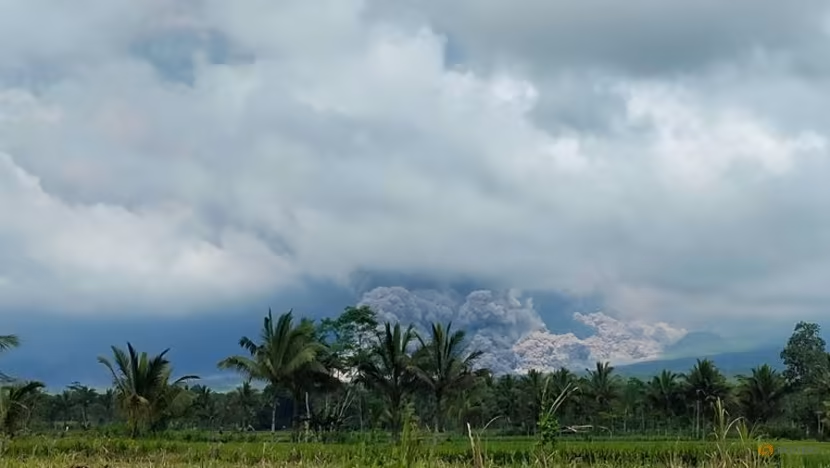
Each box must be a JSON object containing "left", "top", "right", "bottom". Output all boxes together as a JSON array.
[
  {"left": 0, "top": 279, "right": 358, "bottom": 389},
  {"left": 0, "top": 0, "right": 829, "bottom": 345},
  {"left": 367, "top": 0, "right": 830, "bottom": 75}
]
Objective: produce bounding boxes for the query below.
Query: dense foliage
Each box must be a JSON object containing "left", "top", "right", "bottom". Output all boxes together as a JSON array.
[{"left": 1, "top": 310, "right": 830, "bottom": 467}]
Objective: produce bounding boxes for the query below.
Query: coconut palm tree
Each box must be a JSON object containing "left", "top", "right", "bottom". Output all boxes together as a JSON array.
[
  {"left": 522, "top": 369, "right": 547, "bottom": 433},
  {"left": 67, "top": 382, "right": 97, "bottom": 429},
  {"left": 647, "top": 370, "right": 683, "bottom": 420},
  {"left": 0, "top": 380, "right": 44, "bottom": 436},
  {"left": 101, "top": 388, "right": 116, "bottom": 423},
  {"left": 683, "top": 359, "right": 730, "bottom": 437},
  {"left": 0, "top": 333, "right": 42, "bottom": 437},
  {"left": 493, "top": 374, "right": 521, "bottom": 429},
  {"left": 357, "top": 322, "right": 416, "bottom": 437},
  {"left": 411, "top": 322, "right": 483, "bottom": 433},
  {"left": 683, "top": 359, "right": 730, "bottom": 410},
  {"left": 737, "top": 364, "right": 786, "bottom": 424},
  {"left": 548, "top": 368, "right": 581, "bottom": 422},
  {"left": 190, "top": 385, "right": 219, "bottom": 429},
  {"left": 217, "top": 309, "right": 327, "bottom": 432},
  {"left": 620, "top": 377, "right": 646, "bottom": 432},
  {"left": 98, "top": 343, "right": 198, "bottom": 437},
  {"left": 0, "top": 335, "right": 18, "bottom": 352},
  {"left": 0, "top": 335, "right": 20, "bottom": 382},
  {"left": 584, "top": 361, "right": 620, "bottom": 415},
  {"left": 231, "top": 379, "right": 259, "bottom": 430}
]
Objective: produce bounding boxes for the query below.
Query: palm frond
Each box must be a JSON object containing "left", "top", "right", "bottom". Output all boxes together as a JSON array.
[{"left": 0, "top": 335, "right": 20, "bottom": 352}]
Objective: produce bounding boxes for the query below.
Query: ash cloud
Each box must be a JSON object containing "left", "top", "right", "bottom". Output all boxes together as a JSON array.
[{"left": 358, "top": 286, "right": 687, "bottom": 373}]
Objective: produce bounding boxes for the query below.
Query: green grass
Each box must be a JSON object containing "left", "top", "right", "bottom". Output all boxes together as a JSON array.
[{"left": 1, "top": 434, "right": 830, "bottom": 467}]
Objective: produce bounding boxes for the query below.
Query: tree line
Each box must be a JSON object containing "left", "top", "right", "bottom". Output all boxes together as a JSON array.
[{"left": 1, "top": 307, "right": 830, "bottom": 441}]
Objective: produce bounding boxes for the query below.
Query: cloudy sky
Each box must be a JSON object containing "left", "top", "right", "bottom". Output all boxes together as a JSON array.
[{"left": 2, "top": 0, "right": 830, "bottom": 384}]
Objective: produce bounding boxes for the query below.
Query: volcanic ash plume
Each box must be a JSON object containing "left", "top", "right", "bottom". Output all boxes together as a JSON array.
[{"left": 358, "top": 286, "right": 686, "bottom": 374}]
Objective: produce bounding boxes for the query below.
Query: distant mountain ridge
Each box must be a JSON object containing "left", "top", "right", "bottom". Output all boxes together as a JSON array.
[
  {"left": 616, "top": 327, "right": 830, "bottom": 378},
  {"left": 615, "top": 346, "right": 784, "bottom": 377},
  {"left": 663, "top": 331, "right": 728, "bottom": 356}
]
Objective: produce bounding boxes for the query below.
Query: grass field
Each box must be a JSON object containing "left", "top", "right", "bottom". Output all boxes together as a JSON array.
[{"left": 1, "top": 434, "right": 829, "bottom": 467}]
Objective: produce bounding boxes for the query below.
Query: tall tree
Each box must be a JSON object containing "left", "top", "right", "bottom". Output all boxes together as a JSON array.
[
  {"left": 548, "top": 368, "right": 580, "bottom": 422},
  {"left": 522, "top": 369, "right": 547, "bottom": 433},
  {"left": 411, "top": 322, "right": 483, "bottom": 433},
  {"left": 231, "top": 380, "right": 259, "bottom": 430},
  {"left": 190, "top": 385, "right": 219, "bottom": 429},
  {"left": 493, "top": 374, "right": 521, "bottom": 430},
  {"left": 317, "top": 306, "right": 379, "bottom": 430},
  {"left": 620, "top": 377, "right": 646, "bottom": 432},
  {"left": 646, "top": 370, "right": 682, "bottom": 420},
  {"left": 584, "top": 361, "right": 620, "bottom": 414},
  {"left": 98, "top": 343, "right": 198, "bottom": 437},
  {"left": 357, "top": 322, "right": 416, "bottom": 437},
  {"left": 67, "top": 382, "right": 97, "bottom": 429},
  {"left": 683, "top": 358, "right": 730, "bottom": 436},
  {"left": 217, "top": 309, "right": 326, "bottom": 432},
  {"left": 319, "top": 306, "right": 379, "bottom": 370},
  {"left": 737, "top": 364, "right": 786, "bottom": 424},
  {"left": 780, "top": 322, "right": 830, "bottom": 432},
  {"left": 781, "top": 322, "right": 828, "bottom": 389}
]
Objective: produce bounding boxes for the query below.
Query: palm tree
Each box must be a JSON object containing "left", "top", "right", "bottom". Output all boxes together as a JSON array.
[
  {"left": 190, "top": 385, "right": 219, "bottom": 429},
  {"left": 494, "top": 374, "right": 521, "bottom": 429},
  {"left": 584, "top": 361, "right": 620, "bottom": 415},
  {"left": 98, "top": 343, "right": 198, "bottom": 437},
  {"left": 621, "top": 377, "right": 646, "bottom": 432},
  {"left": 683, "top": 359, "right": 730, "bottom": 437},
  {"left": 0, "top": 334, "right": 42, "bottom": 436},
  {"left": 0, "top": 381, "right": 44, "bottom": 436},
  {"left": 54, "top": 390, "right": 72, "bottom": 429},
  {"left": 286, "top": 364, "right": 341, "bottom": 437},
  {"left": 646, "top": 370, "right": 683, "bottom": 427},
  {"left": 0, "top": 335, "right": 18, "bottom": 352},
  {"left": 451, "top": 368, "right": 491, "bottom": 429},
  {"left": 67, "top": 382, "right": 97, "bottom": 429},
  {"left": 231, "top": 379, "right": 259, "bottom": 430},
  {"left": 101, "top": 388, "right": 116, "bottom": 423},
  {"left": 0, "top": 335, "right": 20, "bottom": 382},
  {"left": 548, "top": 368, "right": 580, "bottom": 421},
  {"left": 411, "top": 322, "right": 483, "bottom": 433},
  {"left": 683, "top": 359, "right": 730, "bottom": 409},
  {"left": 357, "top": 322, "right": 416, "bottom": 437},
  {"left": 522, "top": 369, "right": 547, "bottom": 433},
  {"left": 217, "top": 309, "right": 327, "bottom": 432},
  {"left": 737, "top": 364, "right": 786, "bottom": 424}
]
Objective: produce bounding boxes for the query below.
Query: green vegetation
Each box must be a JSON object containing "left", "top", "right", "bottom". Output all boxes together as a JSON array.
[{"left": 2, "top": 310, "right": 830, "bottom": 466}]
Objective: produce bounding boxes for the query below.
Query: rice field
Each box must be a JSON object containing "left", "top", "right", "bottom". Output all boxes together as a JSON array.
[{"left": 1, "top": 434, "right": 829, "bottom": 467}]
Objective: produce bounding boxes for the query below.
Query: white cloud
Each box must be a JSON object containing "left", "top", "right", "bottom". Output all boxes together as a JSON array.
[
  {"left": 0, "top": 0, "right": 828, "bottom": 333},
  {"left": 0, "top": 152, "right": 293, "bottom": 315}
]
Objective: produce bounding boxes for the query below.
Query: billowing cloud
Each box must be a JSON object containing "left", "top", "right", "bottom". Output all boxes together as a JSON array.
[
  {"left": 513, "top": 312, "right": 687, "bottom": 373},
  {"left": 0, "top": 152, "right": 293, "bottom": 314},
  {"left": 358, "top": 286, "right": 686, "bottom": 373},
  {"left": 0, "top": 0, "right": 828, "bottom": 337}
]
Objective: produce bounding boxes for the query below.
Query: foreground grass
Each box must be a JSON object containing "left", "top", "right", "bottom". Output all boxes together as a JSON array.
[{"left": 1, "top": 435, "right": 830, "bottom": 467}]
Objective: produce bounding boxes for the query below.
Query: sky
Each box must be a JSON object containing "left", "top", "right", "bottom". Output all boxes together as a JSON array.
[{"left": 2, "top": 0, "right": 830, "bottom": 386}]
